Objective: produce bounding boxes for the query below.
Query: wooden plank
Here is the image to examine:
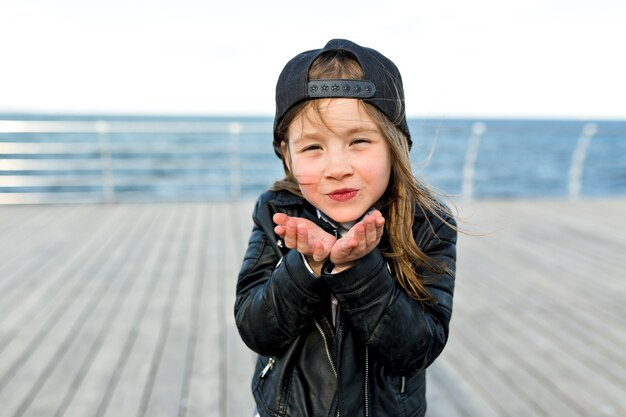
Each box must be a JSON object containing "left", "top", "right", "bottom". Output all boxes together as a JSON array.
[
  {"left": 448, "top": 286, "right": 587, "bottom": 416},
  {"left": 138, "top": 205, "right": 198, "bottom": 417},
  {"left": 0, "top": 205, "right": 133, "bottom": 416},
  {"left": 224, "top": 201, "right": 257, "bottom": 417},
  {"left": 87, "top": 204, "right": 182, "bottom": 417},
  {"left": 182, "top": 203, "right": 223, "bottom": 417},
  {"left": 57, "top": 204, "right": 169, "bottom": 417},
  {"left": 0, "top": 205, "right": 126, "bottom": 370},
  {"left": 0, "top": 205, "right": 118, "bottom": 337},
  {"left": 0, "top": 204, "right": 50, "bottom": 238},
  {"left": 0, "top": 205, "right": 84, "bottom": 287},
  {"left": 98, "top": 204, "right": 191, "bottom": 417},
  {"left": 426, "top": 358, "right": 500, "bottom": 417},
  {"left": 20, "top": 204, "right": 162, "bottom": 417},
  {"left": 439, "top": 199, "right": 626, "bottom": 417}
]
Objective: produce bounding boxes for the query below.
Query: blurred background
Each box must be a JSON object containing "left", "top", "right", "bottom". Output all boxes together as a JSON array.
[
  {"left": 1, "top": 1, "right": 624, "bottom": 417},
  {"left": 1, "top": 0, "right": 625, "bottom": 203}
]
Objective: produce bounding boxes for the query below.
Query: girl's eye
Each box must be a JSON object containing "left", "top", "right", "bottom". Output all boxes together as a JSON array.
[
  {"left": 301, "top": 144, "right": 322, "bottom": 152},
  {"left": 351, "top": 138, "right": 370, "bottom": 145}
]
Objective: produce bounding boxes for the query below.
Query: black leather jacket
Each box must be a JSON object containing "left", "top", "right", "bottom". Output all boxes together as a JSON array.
[{"left": 235, "top": 190, "right": 457, "bottom": 417}]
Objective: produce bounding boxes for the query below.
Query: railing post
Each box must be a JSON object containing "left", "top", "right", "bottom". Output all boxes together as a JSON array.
[
  {"left": 461, "top": 122, "right": 486, "bottom": 201},
  {"left": 229, "top": 122, "right": 242, "bottom": 200},
  {"left": 568, "top": 122, "right": 598, "bottom": 201},
  {"left": 96, "top": 121, "right": 115, "bottom": 202}
]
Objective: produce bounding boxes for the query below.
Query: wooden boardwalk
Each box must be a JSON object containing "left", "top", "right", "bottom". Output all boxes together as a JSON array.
[{"left": 0, "top": 198, "right": 625, "bottom": 417}]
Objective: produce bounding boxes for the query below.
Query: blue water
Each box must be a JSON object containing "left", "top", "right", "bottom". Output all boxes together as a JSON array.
[
  {"left": 1, "top": 113, "right": 625, "bottom": 201},
  {"left": 408, "top": 118, "right": 626, "bottom": 199}
]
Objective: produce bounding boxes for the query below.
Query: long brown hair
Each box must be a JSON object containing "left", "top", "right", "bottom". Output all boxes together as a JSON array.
[{"left": 272, "top": 50, "right": 454, "bottom": 302}]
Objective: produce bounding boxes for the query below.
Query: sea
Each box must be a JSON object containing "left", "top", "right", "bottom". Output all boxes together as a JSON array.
[{"left": 1, "top": 113, "right": 625, "bottom": 203}]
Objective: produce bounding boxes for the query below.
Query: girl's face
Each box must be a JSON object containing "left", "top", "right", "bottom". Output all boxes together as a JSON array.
[{"left": 283, "top": 99, "right": 391, "bottom": 223}]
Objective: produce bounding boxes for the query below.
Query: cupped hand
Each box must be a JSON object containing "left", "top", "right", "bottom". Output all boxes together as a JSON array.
[
  {"left": 329, "top": 210, "right": 385, "bottom": 271},
  {"left": 273, "top": 213, "right": 336, "bottom": 264}
]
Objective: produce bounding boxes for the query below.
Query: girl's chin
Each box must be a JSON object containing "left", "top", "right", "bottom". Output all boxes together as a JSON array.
[{"left": 323, "top": 209, "right": 364, "bottom": 224}]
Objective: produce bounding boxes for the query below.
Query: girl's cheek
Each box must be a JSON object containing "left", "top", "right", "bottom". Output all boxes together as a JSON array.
[
  {"left": 292, "top": 162, "right": 322, "bottom": 186},
  {"left": 293, "top": 173, "right": 319, "bottom": 185}
]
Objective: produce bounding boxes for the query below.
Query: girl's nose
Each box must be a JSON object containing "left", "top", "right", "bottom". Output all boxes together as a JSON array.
[{"left": 324, "top": 151, "right": 354, "bottom": 179}]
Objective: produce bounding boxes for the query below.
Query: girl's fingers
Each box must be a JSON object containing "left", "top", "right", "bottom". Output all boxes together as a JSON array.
[
  {"left": 273, "top": 212, "right": 289, "bottom": 225},
  {"left": 357, "top": 222, "right": 369, "bottom": 251},
  {"left": 363, "top": 215, "right": 377, "bottom": 247},
  {"left": 374, "top": 216, "right": 385, "bottom": 242},
  {"left": 275, "top": 215, "right": 337, "bottom": 261},
  {"left": 328, "top": 211, "right": 386, "bottom": 265},
  {"left": 296, "top": 224, "right": 311, "bottom": 253},
  {"left": 283, "top": 219, "right": 298, "bottom": 248},
  {"left": 366, "top": 212, "right": 385, "bottom": 244},
  {"left": 313, "top": 241, "right": 326, "bottom": 262},
  {"left": 333, "top": 237, "right": 358, "bottom": 264},
  {"left": 274, "top": 225, "right": 286, "bottom": 237},
  {"left": 286, "top": 222, "right": 314, "bottom": 255},
  {"left": 351, "top": 215, "right": 378, "bottom": 250}
]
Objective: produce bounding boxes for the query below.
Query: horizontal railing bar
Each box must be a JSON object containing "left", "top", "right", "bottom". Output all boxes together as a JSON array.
[
  {"left": 0, "top": 179, "right": 214, "bottom": 187},
  {"left": 0, "top": 192, "right": 239, "bottom": 204},
  {"left": 0, "top": 177, "right": 273, "bottom": 187},
  {"left": 0, "top": 143, "right": 262, "bottom": 154},
  {"left": 0, "top": 193, "right": 105, "bottom": 204},
  {"left": 0, "top": 163, "right": 276, "bottom": 173},
  {"left": 0, "top": 120, "right": 273, "bottom": 134}
]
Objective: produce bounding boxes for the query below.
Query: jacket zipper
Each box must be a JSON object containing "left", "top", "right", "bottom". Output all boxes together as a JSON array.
[
  {"left": 401, "top": 376, "right": 406, "bottom": 394},
  {"left": 313, "top": 319, "right": 340, "bottom": 417},
  {"left": 314, "top": 319, "right": 337, "bottom": 377},
  {"left": 364, "top": 345, "right": 370, "bottom": 417},
  {"left": 259, "top": 357, "right": 275, "bottom": 378}
]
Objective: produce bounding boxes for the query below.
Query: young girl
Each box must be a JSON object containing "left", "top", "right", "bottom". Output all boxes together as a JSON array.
[{"left": 235, "top": 39, "right": 457, "bottom": 417}]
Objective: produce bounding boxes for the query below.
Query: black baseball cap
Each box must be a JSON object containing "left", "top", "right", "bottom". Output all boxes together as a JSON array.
[{"left": 273, "top": 38, "right": 411, "bottom": 157}]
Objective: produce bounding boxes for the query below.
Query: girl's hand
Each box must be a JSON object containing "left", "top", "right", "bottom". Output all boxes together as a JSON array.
[
  {"left": 273, "top": 213, "right": 337, "bottom": 274},
  {"left": 330, "top": 210, "right": 385, "bottom": 272}
]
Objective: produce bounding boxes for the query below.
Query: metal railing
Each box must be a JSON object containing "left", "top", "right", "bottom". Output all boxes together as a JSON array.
[
  {"left": 0, "top": 120, "right": 276, "bottom": 204},
  {"left": 567, "top": 123, "right": 598, "bottom": 201},
  {"left": 0, "top": 119, "right": 602, "bottom": 204},
  {"left": 461, "top": 122, "right": 486, "bottom": 201}
]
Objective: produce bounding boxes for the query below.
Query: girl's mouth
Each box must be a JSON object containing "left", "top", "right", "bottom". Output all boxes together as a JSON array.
[{"left": 328, "top": 189, "right": 358, "bottom": 201}]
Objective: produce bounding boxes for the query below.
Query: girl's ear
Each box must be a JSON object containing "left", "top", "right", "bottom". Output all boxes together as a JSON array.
[{"left": 280, "top": 141, "right": 291, "bottom": 172}]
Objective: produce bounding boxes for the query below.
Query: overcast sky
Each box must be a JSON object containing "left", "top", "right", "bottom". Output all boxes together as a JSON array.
[{"left": 1, "top": 0, "right": 624, "bottom": 119}]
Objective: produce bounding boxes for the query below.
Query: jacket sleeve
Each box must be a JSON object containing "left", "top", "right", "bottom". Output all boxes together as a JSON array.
[
  {"left": 323, "top": 212, "right": 457, "bottom": 373},
  {"left": 234, "top": 196, "right": 326, "bottom": 356}
]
